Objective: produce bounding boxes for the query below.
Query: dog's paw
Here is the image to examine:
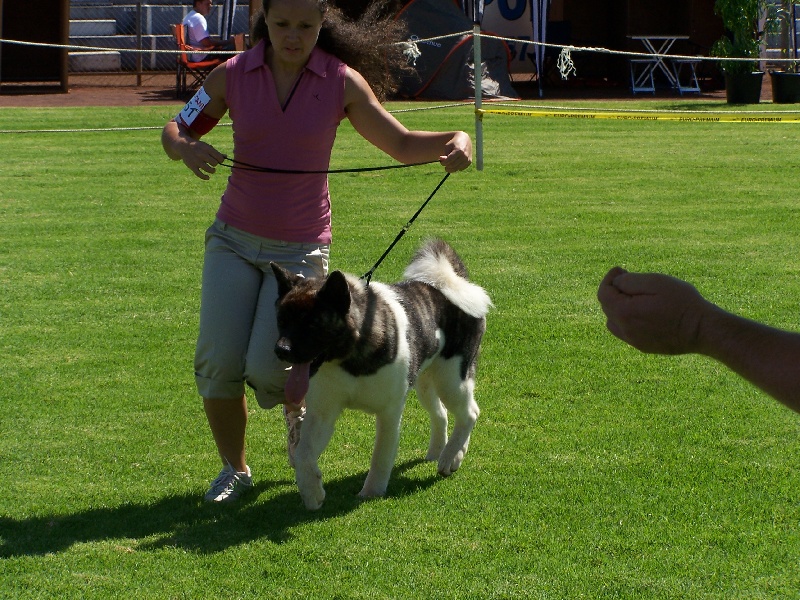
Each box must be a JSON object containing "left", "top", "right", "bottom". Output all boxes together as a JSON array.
[
  {"left": 299, "top": 475, "right": 325, "bottom": 510},
  {"left": 425, "top": 449, "right": 440, "bottom": 462},
  {"left": 296, "top": 464, "right": 326, "bottom": 510},
  {"left": 301, "top": 487, "right": 326, "bottom": 511},
  {"left": 437, "top": 451, "right": 465, "bottom": 477},
  {"left": 358, "top": 484, "right": 387, "bottom": 499},
  {"left": 426, "top": 432, "right": 446, "bottom": 462}
]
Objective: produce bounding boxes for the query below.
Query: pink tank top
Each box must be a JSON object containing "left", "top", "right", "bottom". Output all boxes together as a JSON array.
[{"left": 218, "top": 41, "right": 347, "bottom": 243}]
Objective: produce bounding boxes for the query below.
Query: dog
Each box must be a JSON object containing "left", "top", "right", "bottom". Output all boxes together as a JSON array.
[{"left": 270, "top": 238, "right": 491, "bottom": 510}]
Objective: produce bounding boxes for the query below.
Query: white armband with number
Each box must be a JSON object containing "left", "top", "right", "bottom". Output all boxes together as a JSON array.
[{"left": 175, "top": 87, "right": 217, "bottom": 133}]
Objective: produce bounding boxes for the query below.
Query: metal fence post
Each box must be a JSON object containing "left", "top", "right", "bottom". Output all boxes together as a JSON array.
[{"left": 136, "top": 1, "right": 142, "bottom": 86}]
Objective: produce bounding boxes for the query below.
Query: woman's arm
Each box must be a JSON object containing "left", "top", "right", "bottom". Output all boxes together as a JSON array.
[
  {"left": 161, "top": 64, "right": 229, "bottom": 180},
  {"left": 343, "top": 67, "right": 472, "bottom": 172}
]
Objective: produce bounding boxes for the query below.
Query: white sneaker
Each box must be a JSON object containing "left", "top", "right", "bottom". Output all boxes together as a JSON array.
[
  {"left": 283, "top": 404, "right": 305, "bottom": 469},
  {"left": 204, "top": 464, "right": 253, "bottom": 503}
]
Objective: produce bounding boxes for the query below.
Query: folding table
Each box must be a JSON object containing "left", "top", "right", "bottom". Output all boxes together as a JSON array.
[{"left": 628, "top": 35, "right": 691, "bottom": 92}]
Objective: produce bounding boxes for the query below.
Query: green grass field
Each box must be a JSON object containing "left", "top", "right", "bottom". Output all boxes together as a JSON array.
[{"left": 1, "top": 99, "right": 800, "bottom": 598}]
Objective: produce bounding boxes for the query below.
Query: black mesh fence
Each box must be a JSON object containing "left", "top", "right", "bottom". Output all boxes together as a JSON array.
[{"left": 68, "top": 0, "right": 251, "bottom": 80}]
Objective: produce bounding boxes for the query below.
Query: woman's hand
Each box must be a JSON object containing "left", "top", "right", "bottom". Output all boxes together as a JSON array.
[
  {"left": 161, "top": 64, "right": 228, "bottom": 180},
  {"left": 178, "top": 134, "right": 226, "bottom": 181},
  {"left": 439, "top": 131, "right": 473, "bottom": 173}
]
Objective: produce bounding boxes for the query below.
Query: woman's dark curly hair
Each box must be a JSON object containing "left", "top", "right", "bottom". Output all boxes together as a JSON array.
[{"left": 250, "top": 0, "right": 411, "bottom": 101}]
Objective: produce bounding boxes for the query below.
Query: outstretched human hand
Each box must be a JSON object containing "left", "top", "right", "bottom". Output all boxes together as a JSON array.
[{"left": 597, "top": 267, "right": 710, "bottom": 355}]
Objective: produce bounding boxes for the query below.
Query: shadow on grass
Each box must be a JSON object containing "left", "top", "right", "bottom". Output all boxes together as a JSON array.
[{"left": 0, "top": 459, "right": 436, "bottom": 557}]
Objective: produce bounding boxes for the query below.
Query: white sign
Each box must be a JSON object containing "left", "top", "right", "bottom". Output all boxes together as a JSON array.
[{"left": 482, "top": 0, "right": 535, "bottom": 73}]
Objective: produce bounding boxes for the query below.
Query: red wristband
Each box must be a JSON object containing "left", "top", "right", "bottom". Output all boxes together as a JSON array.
[{"left": 177, "top": 111, "right": 220, "bottom": 136}]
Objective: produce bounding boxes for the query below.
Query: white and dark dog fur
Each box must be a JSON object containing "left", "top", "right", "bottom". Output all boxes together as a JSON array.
[{"left": 270, "top": 239, "right": 491, "bottom": 510}]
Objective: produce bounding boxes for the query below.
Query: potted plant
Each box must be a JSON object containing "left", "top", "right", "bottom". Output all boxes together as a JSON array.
[
  {"left": 711, "top": 0, "right": 775, "bottom": 103},
  {"left": 769, "top": 1, "right": 800, "bottom": 103}
]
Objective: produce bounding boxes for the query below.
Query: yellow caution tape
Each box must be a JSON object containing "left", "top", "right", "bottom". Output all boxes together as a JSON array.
[{"left": 478, "top": 108, "right": 800, "bottom": 123}]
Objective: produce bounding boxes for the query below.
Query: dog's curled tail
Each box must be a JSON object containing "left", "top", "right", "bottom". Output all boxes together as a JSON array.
[{"left": 403, "top": 239, "right": 492, "bottom": 319}]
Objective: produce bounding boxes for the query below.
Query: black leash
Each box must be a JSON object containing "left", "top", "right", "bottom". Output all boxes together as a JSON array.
[
  {"left": 360, "top": 172, "right": 450, "bottom": 285},
  {"left": 218, "top": 155, "right": 452, "bottom": 285},
  {"left": 220, "top": 156, "right": 438, "bottom": 174}
]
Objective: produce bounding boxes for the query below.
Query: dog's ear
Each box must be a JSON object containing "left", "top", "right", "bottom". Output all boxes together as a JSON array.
[
  {"left": 270, "top": 262, "right": 301, "bottom": 299},
  {"left": 319, "top": 271, "right": 351, "bottom": 315}
]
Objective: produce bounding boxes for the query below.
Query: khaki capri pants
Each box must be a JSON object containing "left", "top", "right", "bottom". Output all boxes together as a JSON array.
[{"left": 194, "top": 219, "right": 330, "bottom": 408}]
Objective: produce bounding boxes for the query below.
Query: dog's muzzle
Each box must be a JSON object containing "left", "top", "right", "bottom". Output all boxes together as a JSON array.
[{"left": 274, "top": 338, "right": 294, "bottom": 362}]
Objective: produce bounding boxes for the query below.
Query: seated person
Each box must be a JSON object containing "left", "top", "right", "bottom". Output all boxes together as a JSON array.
[{"left": 183, "top": 0, "right": 235, "bottom": 62}]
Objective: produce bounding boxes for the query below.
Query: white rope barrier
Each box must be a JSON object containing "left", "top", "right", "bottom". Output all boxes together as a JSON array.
[
  {"left": 0, "top": 37, "right": 238, "bottom": 55},
  {"left": 556, "top": 47, "right": 577, "bottom": 80},
  {"left": 2, "top": 31, "right": 795, "bottom": 64},
  {"left": 2, "top": 30, "right": 799, "bottom": 139},
  {"left": 0, "top": 125, "right": 169, "bottom": 134},
  {"left": 0, "top": 107, "right": 472, "bottom": 134}
]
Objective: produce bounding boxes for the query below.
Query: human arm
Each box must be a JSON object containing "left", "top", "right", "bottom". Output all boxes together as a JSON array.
[
  {"left": 597, "top": 266, "right": 800, "bottom": 412},
  {"left": 343, "top": 67, "right": 472, "bottom": 173},
  {"left": 161, "top": 64, "right": 229, "bottom": 180},
  {"left": 197, "top": 36, "right": 229, "bottom": 50}
]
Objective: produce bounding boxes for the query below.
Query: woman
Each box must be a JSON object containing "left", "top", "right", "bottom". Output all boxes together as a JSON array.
[{"left": 162, "top": 0, "right": 472, "bottom": 503}]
